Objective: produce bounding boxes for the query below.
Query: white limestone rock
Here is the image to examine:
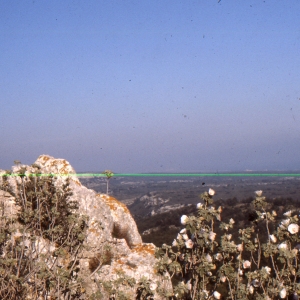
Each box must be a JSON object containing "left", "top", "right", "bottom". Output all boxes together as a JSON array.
[{"left": 0, "top": 155, "right": 172, "bottom": 299}]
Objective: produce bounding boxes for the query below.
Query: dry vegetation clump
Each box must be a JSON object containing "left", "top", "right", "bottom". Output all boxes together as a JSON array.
[{"left": 156, "top": 189, "right": 300, "bottom": 299}]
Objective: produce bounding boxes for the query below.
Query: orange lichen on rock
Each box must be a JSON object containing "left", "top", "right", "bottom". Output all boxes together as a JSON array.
[
  {"left": 132, "top": 243, "right": 156, "bottom": 256},
  {"left": 39, "top": 155, "right": 50, "bottom": 163},
  {"left": 72, "top": 178, "right": 82, "bottom": 186},
  {"left": 98, "top": 195, "right": 130, "bottom": 214},
  {"left": 88, "top": 228, "right": 100, "bottom": 236}
]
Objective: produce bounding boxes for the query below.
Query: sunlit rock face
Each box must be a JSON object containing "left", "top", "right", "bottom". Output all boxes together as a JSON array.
[{"left": 0, "top": 155, "right": 171, "bottom": 299}]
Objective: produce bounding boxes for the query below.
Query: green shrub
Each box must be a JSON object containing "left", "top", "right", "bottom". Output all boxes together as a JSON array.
[{"left": 156, "top": 189, "right": 300, "bottom": 299}]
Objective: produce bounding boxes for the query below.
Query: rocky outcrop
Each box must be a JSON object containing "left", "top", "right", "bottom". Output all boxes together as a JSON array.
[{"left": 0, "top": 155, "right": 172, "bottom": 299}]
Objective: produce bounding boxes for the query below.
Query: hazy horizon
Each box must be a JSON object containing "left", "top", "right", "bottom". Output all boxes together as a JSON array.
[{"left": 1, "top": 1, "right": 299, "bottom": 173}]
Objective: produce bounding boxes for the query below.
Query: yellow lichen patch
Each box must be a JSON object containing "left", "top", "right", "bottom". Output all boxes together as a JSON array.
[
  {"left": 98, "top": 195, "right": 130, "bottom": 214},
  {"left": 132, "top": 244, "right": 156, "bottom": 256}
]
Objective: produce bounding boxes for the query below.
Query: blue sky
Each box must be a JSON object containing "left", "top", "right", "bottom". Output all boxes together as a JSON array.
[{"left": 1, "top": 0, "right": 300, "bottom": 172}]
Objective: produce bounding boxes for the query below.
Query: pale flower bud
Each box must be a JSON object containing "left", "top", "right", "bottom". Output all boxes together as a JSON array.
[
  {"left": 226, "top": 234, "right": 232, "bottom": 240},
  {"left": 272, "top": 210, "right": 277, "bottom": 216},
  {"left": 237, "top": 244, "right": 243, "bottom": 251},
  {"left": 209, "top": 231, "right": 216, "bottom": 241},
  {"left": 215, "top": 253, "right": 222, "bottom": 261},
  {"left": 279, "top": 288, "right": 286, "bottom": 299},
  {"left": 180, "top": 228, "right": 187, "bottom": 234},
  {"left": 283, "top": 210, "right": 292, "bottom": 217},
  {"left": 249, "top": 285, "right": 254, "bottom": 294},
  {"left": 209, "top": 188, "right": 215, "bottom": 196},
  {"left": 220, "top": 276, "right": 226, "bottom": 282},
  {"left": 255, "top": 190, "right": 263, "bottom": 197},
  {"left": 264, "top": 266, "right": 271, "bottom": 275},
  {"left": 238, "top": 269, "right": 243, "bottom": 276},
  {"left": 182, "top": 234, "right": 189, "bottom": 241},
  {"left": 213, "top": 291, "right": 221, "bottom": 299},
  {"left": 229, "top": 218, "right": 235, "bottom": 225},
  {"left": 197, "top": 203, "right": 203, "bottom": 209},
  {"left": 269, "top": 234, "right": 277, "bottom": 243},
  {"left": 185, "top": 239, "right": 194, "bottom": 249},
  {"left": 172, "top": 239, "right": 178, "bottom": 247},
  {"left": 243, "top": 260, "right": 251, "bottom": 269},
  {"left": 278, "top": 242, "right": 287, "bottom": 250},
  {"left": 186, "top": 280, "right": 192, "bottom": 290},
  {"left": 206, "top": 254, "right": 212, "bottom": 263},
  {"left": 181, "top": 215, "right": 188, "bottom": 225}
]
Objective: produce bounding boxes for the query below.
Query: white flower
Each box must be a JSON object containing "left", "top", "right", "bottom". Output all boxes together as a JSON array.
[
  {"left": 255, "top": 190, "right": 263, "bottom": 197},
  {"left": 208, "top": 188, "right": 215, "bottom": 196},
  {"left": 177, "top": 234, "right": 182, "bottom": 240},
  {"left": 149, "top": 283, "right": 157, "bottom": 291},
  {"left": 215, "top": 253, "right": 222, "bottom": 261},
  {"left": 229, "top": 218, "right": 235, "bottom": 225},
  {"left": 206, "top": 254, "right": 212, "bottom": 263},
  {"left": 213, "top": 291, "right": 221, "bottom": 299},
  {"left": 237, "top": 244, "right": 243, "bottom": 252},
  {"left": 172, "top": 239, "right": 178, "bottom": 247},
  {"left": 288, "top": 223, "right": 299, "bottom": 234},
  {"left": 220, "top": 276, "right": 226, "bottom": 282},
  {"left": 209, "top": 231, "right": 216, "bottom": 241},
  {"left": 238, "top": 269, "right": 243, "bottom": 276},
  {"left": 249, "top": 285, "right": 254, "bottom": 294},
  {"left": 264, "top": 266, "right": 271, "bottom": 275},
  {"left": 278, "top": 242, "right": 287, "bottom": 250},
  {"left": 269, "top": 234, "right": 277, "bottom": 243},
  {"left": 226, "top": 234, "right": 232, "bottom": 241},
  {"left": 243, "top": 260, "right": 251, "bottom": 269},
  {"left": 279, "top": 288, "right": 286, "bottom": 299},
  {"left": 207, "top": 271, "right": 212, "bottom": 276},
  {"left": 181, "top": 215, "right": 188, "bottom": 225},
  {"left": 283, "top": 210, "right": 292, "bottom": 217},
  {"left": 182, "top": 234, "right": 189, "bottom": 241},
  {"left": 185, "top": 239, "right": 194, "bottom": 249},
  {"left": 180, "top": 228, "right": 187, "bottom": 234},
  {"left": 197, "top": 203, "right": 203, "bottom": 209},
  {"left": 272, "top": 210, "right": 277, "bottom": 216}
]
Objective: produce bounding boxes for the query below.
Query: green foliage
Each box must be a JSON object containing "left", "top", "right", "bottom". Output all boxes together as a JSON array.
[
  {"left": 0, "top": 169, "right": 88, "bottom": 299},
  {"left": 103, "top": 170, "right": 114, "bottom": 195}
]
